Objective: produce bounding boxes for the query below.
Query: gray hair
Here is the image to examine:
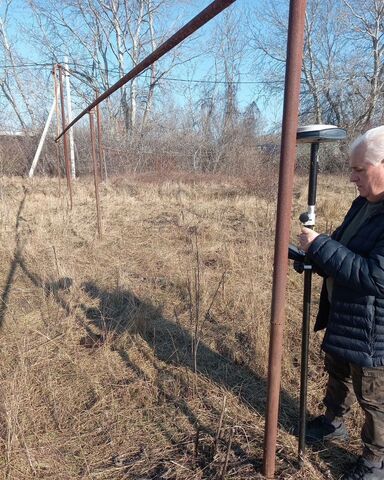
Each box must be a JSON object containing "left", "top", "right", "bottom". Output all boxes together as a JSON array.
[{"left": 350, "top": 126, "right": 384, "bottom": 165}]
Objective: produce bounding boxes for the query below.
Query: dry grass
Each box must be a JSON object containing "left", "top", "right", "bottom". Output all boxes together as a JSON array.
[{"left": 0, "top": 173, "right": 361, "bottom": 479}]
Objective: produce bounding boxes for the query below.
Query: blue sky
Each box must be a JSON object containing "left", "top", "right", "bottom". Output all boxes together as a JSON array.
[
  {"left": 1, "top": 0, "right": 285, "bottom": 129},
  {"left": 150, "top": 0, "right": 284, "bottom": 127},
  {"left": 174, "top": 0, "right": 284, "bottom": 125}
]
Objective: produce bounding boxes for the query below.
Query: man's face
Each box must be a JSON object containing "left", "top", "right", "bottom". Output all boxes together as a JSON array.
[{"left": 349, "top": 143, "right": 384, "bottom": 202}]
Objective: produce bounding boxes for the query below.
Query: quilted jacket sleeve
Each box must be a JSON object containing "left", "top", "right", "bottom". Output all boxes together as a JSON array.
[{"left": 307, "top": 233, "right": 384, "bottom": 297}]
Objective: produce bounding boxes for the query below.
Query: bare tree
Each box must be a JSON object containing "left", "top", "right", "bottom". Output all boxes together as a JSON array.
[
  {"left": 26, "top": 0, "right": 184, "bottom": 137},
  {"left": 0, "top": 0, "right": 36, "bottom": 129},
  {"left": 341, "top": 0, "right": 384, "bottom": 129},
  {"left": 249, "top": 0, "right": 384, "bottom": 133},
  {"left": 141, "top": 0, "right": 157, "bottom": 132},
  {"left": 189, "top": 7, "right": 251, "bottom": 173}
]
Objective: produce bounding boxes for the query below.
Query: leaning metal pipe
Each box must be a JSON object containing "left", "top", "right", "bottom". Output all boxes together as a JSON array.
[
  {"left": 55, "top": 0, "right": 236, "bottom": 142},
  {"left": 263, "top": 1, "right": 307, "bottom": 478}
]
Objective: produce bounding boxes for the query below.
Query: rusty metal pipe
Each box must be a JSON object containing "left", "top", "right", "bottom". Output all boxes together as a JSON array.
[
  {"left": 89, "top": 110, "right": 102, "bottom": 238},
  {"left": 263, "top": 0, "right": 307, "bottom": 478},
  {"left": 58, "top": 65, "right": 73, "bottom": 209},
  {"left": 56, "top": 0, "right": 236, "bottom": 141}
]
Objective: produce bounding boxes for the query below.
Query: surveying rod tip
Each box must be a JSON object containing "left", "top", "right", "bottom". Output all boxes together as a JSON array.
[{"left": 297, "top": 124, "right": 347, "bottom": 144}]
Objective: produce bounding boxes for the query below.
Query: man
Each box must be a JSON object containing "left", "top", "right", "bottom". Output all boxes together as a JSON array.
[{"left": 298, "top": 125, "right": 384, "bottom": 480}]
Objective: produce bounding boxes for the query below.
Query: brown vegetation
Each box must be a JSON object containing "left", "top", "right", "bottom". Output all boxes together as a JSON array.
[{"left": 0, "top": 173, "right": 360, "bottom": 479}]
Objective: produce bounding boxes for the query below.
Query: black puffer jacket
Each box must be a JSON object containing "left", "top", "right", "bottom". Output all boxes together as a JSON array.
[{"left": 307, "top": 196, "right": 384, "bottom": 367}]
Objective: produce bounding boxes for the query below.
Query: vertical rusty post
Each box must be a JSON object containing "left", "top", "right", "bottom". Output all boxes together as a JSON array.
[
  {"left": 95, "top": 89, "right": 105, "bottom": 182},
  {"left": 53, "top": 65, "right": 61, "bottom": 196},
  {"left": 58, "top": 64, "right": 73, "bottom": 209},
  {"left": 263, "top": 1, "right": 307, "bottom": 478},
  {"left": 89, "top": 110, "right": 102, "bottom": 238}
]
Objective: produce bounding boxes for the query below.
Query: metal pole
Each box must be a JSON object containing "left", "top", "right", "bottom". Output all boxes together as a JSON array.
[
  {"left": 58, "top": 65, "right": 73, "bottom": 209},
  {"left": 95, "top": 90, "right": 105, "bottom": 182},
  {"left": 263, "top": 1, "right": 307, "bottom": 478},
  {"left": 298, "top": 142, "right": 319, "bottom": 461},
  {"left": 64, "top": 56, "right": 76, "bottom": 178},
  {"left": 89, "top": 110, "right": 102, "bottom": 238},
  {"left": 56, "top": 0, "right": 237, "bottom": 142},
  {"left": 53, "top": 65, "right": 62, "bottom": 195}
]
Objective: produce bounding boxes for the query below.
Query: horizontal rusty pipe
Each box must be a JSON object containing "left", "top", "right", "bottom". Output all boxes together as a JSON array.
[
  {"left": 263, "top": 0, "right": 307, "bottom": 478},
  {"left": 56, "top": 0, "right": 236, "bottom": 142}
]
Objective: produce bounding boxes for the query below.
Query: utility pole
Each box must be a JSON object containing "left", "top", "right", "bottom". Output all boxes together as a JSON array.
[
  {"left": 53, "top": 65, "right": 62, "bottom": 193},
  {"left": 58, "top": 64, "right": 73, "bottom": 209},
  {"left": 64, "top": 56, "right": 76, "bottom": 178}
]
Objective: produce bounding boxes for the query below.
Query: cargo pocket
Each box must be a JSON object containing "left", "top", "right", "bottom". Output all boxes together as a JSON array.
[
  {"left": 360, "top": 366, "right": 384, "bottom": 406},
  {"left": 356, "top": 366, "right": 384, "bottom": 455}
]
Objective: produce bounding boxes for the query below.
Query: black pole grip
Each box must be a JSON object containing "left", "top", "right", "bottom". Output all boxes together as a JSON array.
[
  {"left": 308, "top": 142, "right": 319, "bottom": 207},
  {"left": 288, "top": 244, "right": 306, "bottom": 262}
]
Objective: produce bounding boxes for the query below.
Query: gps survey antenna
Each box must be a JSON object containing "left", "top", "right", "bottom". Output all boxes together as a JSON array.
[
  {"left": 294, "top": 124, "right": 346, "bottom": 463},
  {"left": 297, "top": 125, "right": 347, "bottom": 227}
]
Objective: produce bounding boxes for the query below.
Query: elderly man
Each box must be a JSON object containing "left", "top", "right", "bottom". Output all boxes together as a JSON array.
[{"left": 299, "top": 125, "right": 384, "bottom": 480}]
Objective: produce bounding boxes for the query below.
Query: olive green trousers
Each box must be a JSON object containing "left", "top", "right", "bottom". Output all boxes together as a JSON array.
[{"left": 324, "top": 353, "right": 384, "bottom": 459}]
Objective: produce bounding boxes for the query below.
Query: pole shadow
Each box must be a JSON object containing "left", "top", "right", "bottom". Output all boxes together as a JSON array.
[
  {"left": 0, "top": 190, "right": 29, "bottom": 329},
  {"left": 79, "top": 280, "right": 353, "bottom": 477}
]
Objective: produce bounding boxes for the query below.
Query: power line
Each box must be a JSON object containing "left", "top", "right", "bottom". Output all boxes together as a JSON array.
[
  {"left": 147, "top": 76, "right": 264, "bottom": 85},
  {"left": 0, "top": 61, "right": 264, "bottom": 85},
  {"left": 0, "top": 62, "right": 54, "bottom": 69},
  {"left": 2, "top": 60, "right": 370, "bottom": 86}
]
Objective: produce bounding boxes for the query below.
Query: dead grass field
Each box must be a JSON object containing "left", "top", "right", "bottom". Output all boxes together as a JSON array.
[{"left": 0, "top": 173, "right": 362, "bottom": 479}]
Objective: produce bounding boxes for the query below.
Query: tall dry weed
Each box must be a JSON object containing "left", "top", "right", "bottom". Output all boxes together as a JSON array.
[{"left": 0, "top": 173, "right": 361, "bottom": 479}]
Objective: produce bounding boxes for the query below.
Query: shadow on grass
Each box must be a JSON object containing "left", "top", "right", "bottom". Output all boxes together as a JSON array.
[
  {"left": 0, "top": 190, "right": 28, "bottom": 329},
  {"left": 79, "top": 280, "right": 353, "bottom": 477}
]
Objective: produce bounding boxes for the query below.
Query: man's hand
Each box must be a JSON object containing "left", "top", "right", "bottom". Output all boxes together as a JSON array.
[{"left": 298, "top": 226, "right": 320, "bottom": 253}]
